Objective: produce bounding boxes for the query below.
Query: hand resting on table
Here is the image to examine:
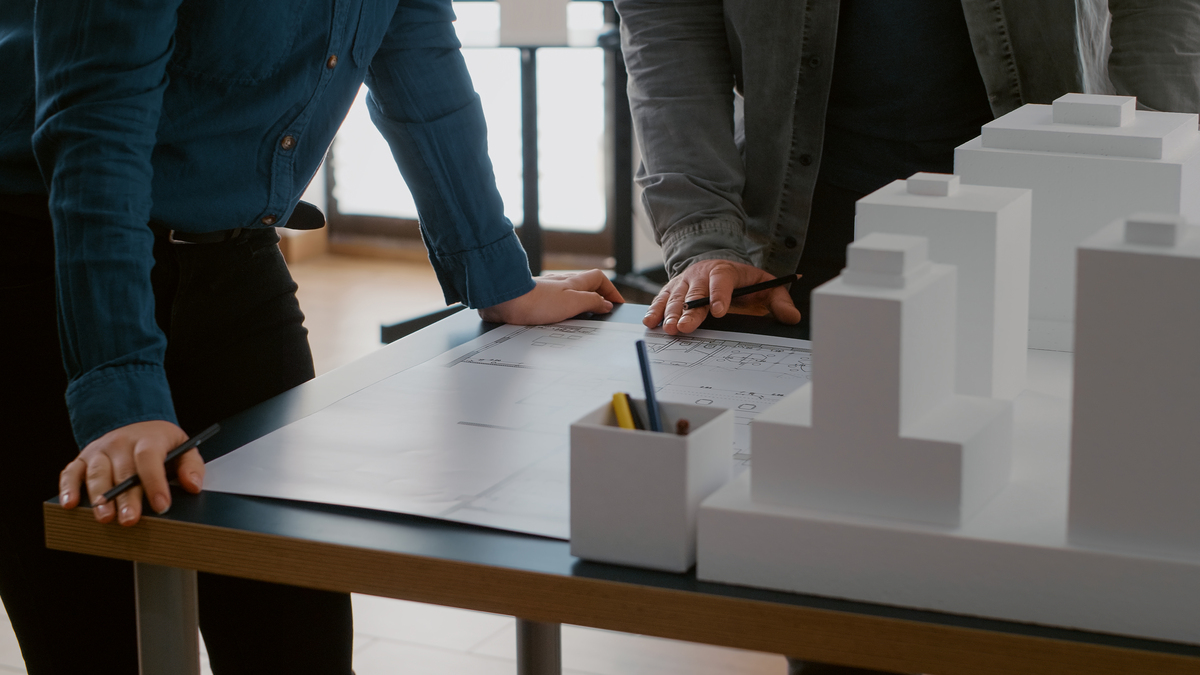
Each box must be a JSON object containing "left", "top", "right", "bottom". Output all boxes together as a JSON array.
[{"left": 643, "top": 259, "right": 801, "bottom": 335}]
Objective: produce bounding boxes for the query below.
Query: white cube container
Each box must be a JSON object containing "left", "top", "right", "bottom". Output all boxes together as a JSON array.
[{"left": 570, "top": 399, "right": 734, "bottom": 572}]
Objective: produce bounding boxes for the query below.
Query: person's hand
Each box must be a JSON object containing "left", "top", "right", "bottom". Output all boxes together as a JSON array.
[
  {"left": 478, "top": 269, "right": 625, "bottom": 325},
  {"left": 59, "top": 420, "right": 206, "bottom": 526},
  {"left": 644, "top": 259, "right": 801, "bottom": 335}
]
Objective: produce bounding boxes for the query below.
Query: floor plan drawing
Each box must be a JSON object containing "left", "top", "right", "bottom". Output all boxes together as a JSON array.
[{"left": 204, "top": 320, "right": 811, "bottom": 539}]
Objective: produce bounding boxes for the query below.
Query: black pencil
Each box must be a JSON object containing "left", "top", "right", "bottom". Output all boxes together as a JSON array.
[
  {"left": 684, "top": 274, "right": 800, "bottom": 310},
  {"left": 99, "top": 423, "right": 220, "bottom": 504},
  {"left": 623, "top": 393, "right": 646, "bottom": 430}
]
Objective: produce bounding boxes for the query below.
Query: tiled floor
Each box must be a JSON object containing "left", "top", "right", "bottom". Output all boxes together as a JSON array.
[{"left": 0, "top": 254, "right": 786, "bottom": 674}]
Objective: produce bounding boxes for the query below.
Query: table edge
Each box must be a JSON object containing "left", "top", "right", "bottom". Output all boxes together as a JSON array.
[{"left": 43, "top": 503, "right": 1200, "bottom": 675}]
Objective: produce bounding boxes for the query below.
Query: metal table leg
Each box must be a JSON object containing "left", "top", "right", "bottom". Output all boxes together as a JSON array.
[
  {"left": 134, "top": 562, "right": 200, "bottom": 675},
  {"left": 516, "top": 618, "right": 562, "bottom": 675}
]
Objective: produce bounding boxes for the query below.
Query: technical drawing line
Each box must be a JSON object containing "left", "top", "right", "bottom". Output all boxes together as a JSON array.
[{"left": 445, "top": 326, "right": 535, "bottom": 367}]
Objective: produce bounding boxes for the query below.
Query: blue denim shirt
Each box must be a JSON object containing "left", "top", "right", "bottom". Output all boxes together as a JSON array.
[{"left": 10, "top": 0, "right": 534, "bottom": 447}]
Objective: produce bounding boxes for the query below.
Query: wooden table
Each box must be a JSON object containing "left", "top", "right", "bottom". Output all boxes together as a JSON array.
[{"left": 44, "top": 305, "right": 1200, "bottom": 675}]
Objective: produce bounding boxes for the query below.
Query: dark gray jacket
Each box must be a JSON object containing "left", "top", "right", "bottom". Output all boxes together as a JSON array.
[{"left": 618, "top": 0, "right": 1200, "bottom": 277}]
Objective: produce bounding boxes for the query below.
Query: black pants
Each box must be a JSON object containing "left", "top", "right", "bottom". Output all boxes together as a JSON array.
[
  {"left": 0, "top": 200, "right": 353, "bottom": 674},
  {"left": 792, "top": 180, "right": 869, "bottom": 327}
]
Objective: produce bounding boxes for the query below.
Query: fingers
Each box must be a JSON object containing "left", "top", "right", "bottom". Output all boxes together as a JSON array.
[
  {"left": 566, "top": 289, "right": 616, "bottom": 317},
  {"left": 109, "top": 447, "right": 146, "bottom": 526},
  {"left": 706, "top": 264, "right": 741, "bottom": 318},
  {"left": 768, "top": 287, "right": 802, "bottom": 325},
  {"left": 650, "top": 278, "right": 708, "bottom": 334},
  {"left": 59, "top": 458, "right": 86, "bottom": 509},
  {"left": 675, "top": 278, "right": 711, "bottom": 335},
  {"left": 83, "top": 453, "right": 117, "bottom": 524},
  {"left": 643, "top": 289, "right": 669, "bottom": 328},
  {"left": 566, "top": 269, "right": 625, "bottom": 304},
  {"left": 674, "top": 305, "right": 709, "bottom": 334},
  {"left": 593, "top": 272, "right": 625, "bottom": 304},
  {"left": 134, "top": 437, "right": 174, "bottom": 516},
  {"left": 174, "top": 448, "right": 206, "bottom": 495},
  {"left": 661, "top": 280, "right": 690, "bottom": 335},
  {"left": 67, "top": 420, "right": 192, "bottom": 526}
]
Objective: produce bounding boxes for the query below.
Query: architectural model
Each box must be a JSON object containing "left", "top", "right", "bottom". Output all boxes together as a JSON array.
[
  {"left": 856, "top": 173, "right": 1031, "bottom": 399},
  {"left": 697, "top": 227, "right": 1200, "bottom": 646},
  {"left": 750, "top": 233, "right": 1013, "bottom": 526},
  {"left": 1068, "top": 214, "right": 1200, "bottom": 560},
  {"left": 956, "top": 93, "right": 1200, "bottom": 350}
]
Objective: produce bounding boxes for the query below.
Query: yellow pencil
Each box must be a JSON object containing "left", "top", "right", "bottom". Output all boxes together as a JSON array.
[{"left": 612, "top": 393, "right": 637, "bottom": 430}]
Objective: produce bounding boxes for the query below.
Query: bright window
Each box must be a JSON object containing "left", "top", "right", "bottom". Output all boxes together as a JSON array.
[{"left": 330, "top": 1, "right": 607, "bottom": 234}]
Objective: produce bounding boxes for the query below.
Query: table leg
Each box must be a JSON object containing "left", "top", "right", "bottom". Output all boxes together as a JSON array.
[
  {"left": 516, "top": 618, "right": 561, "bottom": 675},
  {"left": 134, "top": 562, "right": 200, "bottom": 675}
]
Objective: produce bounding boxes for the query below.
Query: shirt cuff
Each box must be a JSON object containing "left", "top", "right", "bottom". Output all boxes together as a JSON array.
[
  {"left": 660, "top": 217, "right": 754, "bottom": 277},
  {"left": 426, "top": 228, "right": 536, "bottom": 309},
  {"left": 65, "top": 364, "right": 178, "bottom": 449}
]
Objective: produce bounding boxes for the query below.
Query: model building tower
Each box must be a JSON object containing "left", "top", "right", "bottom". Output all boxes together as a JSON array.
[
  {"left": 1068, "top": 214, "right": 1200, "bottom": 560},
  {"left": 956, "top": 93, "right": 1200, "bottom": 351},
  {"left": 750, "top": 234, "right": 1012, "bottom": 526},
  {"left": 856, "top": 173, "right": 1032, "bottom": 399}
]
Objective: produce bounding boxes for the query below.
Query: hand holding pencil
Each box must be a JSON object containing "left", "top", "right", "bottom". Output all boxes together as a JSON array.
[
  {"left": 643, "top": 259, "right": 802, "bottom": 335},
  {"left": 59, "top": 420, "right": 209, "bottom": 527}
]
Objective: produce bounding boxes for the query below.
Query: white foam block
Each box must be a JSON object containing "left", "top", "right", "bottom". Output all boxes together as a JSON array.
[
  {"left": 956, "top": 95, "right": 1200, "bottom": 351},
  {"left": 905, "top": 172, "right": 961, "bottom": 196},
  {"left": 751, "top": 234, "right": 1013, "bottom": 526},
  {"left": 1068, "top": 215, "right": 1200, "bottom": 560},
  {"left": 1052, "top": 93, "right": 1136, "bottom": 127},
  {"left": 983, "top": 97, "right": 1196, "bottom": 160},
  {"left": 856, "top": 176, "right": 1032, "bottom": 399},
  {"left": 570, "top": 399, "right": 733, "bottom": 572},
  {"left": 698, "top": 350, "right": 1200, "bottom": 646}
]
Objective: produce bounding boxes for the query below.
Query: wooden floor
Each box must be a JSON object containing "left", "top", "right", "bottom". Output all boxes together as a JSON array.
[{"left": 1, "top": 253, "right": 785, "bottom": 674}]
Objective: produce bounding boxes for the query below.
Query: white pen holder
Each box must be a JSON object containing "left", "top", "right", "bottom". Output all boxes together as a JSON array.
[{"left": 570, "top": 399, "right": 734, "bottom": 572}]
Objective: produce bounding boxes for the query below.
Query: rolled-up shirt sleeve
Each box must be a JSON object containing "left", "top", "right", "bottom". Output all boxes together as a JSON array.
[
  {"left": 32, "top": 0, "right": 182, "bottom": 447},
  {"left": 1109, "top": 0, "right": 1200, "bottom": 114},
  {"left": 364, "top": 0, "right": 534, "bottom": 309},
  {"left": 617, "top": 0, "right": 752, "bottom": 276}
]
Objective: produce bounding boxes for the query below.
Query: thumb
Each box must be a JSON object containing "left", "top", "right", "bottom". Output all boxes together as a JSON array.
[{"left": 174, "top": 448, "right": 206, "bottom": 494}]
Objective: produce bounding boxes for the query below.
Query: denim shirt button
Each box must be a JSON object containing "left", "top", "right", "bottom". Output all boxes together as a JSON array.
[
  {"left": 261, "top": 215, "right": 278, "bottom": 225},
  {"left": 326, "top": 54, "right": 338, "bottom": 69},
  {"left": 280, "top": 135, "right": 297, "bottom": 150},
  {"left": 784, "top": 236, "right": 798, "bottom": 249},
  {"left": 799, "top": 154, "right": 813, "bottom": 166}
]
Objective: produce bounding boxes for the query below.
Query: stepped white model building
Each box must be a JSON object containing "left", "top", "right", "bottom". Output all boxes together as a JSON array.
[
  {"left": 1068, "top": 213, "right": 1200, "bottom": 560},
  {"left": 750, "top": 233, "right": 1013, "bottom": 526},
  {"left": 696, "top": 229, "right": 1200, "bottom": 645},
  {"left": 956, "top": 93, "right": 1200, "bottom": 351},
  {"left": 856, "top": 173, "right": 1031, "bottom": 399}
]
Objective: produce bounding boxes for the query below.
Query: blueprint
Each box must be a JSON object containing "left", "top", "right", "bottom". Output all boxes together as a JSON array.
[{"left": 204, "top": 320, "right": 811, "bottom": 539}]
